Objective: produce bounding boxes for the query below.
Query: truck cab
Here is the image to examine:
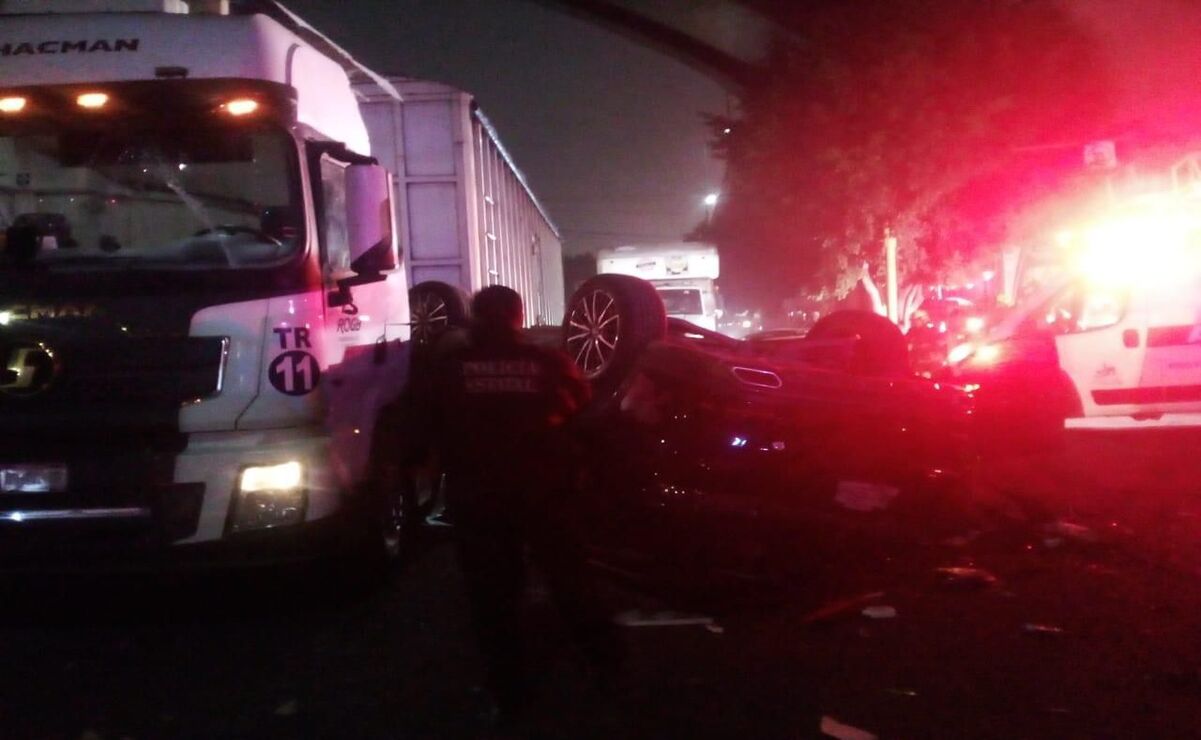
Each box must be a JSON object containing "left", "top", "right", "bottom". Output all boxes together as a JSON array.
[{"left": 0, "top": 5, "right": 412, "bottom": 564}]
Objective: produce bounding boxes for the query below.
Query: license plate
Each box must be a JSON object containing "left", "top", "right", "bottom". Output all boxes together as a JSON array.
[{"left": 0, "top": 464, "right": 68, "bottom": 493}]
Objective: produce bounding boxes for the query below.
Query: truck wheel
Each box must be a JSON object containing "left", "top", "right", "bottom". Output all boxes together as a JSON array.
[
  {"left": 563, "top": 274, "right": 666, "bottom": 390},
  {"left": 409, "top": 281, "right": 470, "bottom": 347},
  {"left": 807, "top": 310, "right": 909, "bottom": 376}
]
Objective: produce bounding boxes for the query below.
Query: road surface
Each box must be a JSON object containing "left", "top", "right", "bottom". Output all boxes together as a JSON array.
[{"left": 2, "top": 429, "right": 1201, "bottom": 739}]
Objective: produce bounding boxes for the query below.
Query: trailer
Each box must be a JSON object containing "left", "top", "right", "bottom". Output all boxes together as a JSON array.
[{"left": 355, "top": 77, "right": 565, "bottom": 338}]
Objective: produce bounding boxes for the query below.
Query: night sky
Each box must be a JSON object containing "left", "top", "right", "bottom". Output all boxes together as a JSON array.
[
  {"left": 286, "top": 0, "right": 732, "bottom": 258},
  {"left": 284, "top": 0, "right": 1201, "bottom": 305}
]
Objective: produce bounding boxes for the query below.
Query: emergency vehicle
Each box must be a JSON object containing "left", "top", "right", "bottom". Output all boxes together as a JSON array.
[{"left": 947, "top": 196, "right": 1201, "bottom": 430}]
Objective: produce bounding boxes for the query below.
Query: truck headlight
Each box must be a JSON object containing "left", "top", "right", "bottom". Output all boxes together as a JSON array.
[
  {"left": 240, "top": 461, "right": 303, "bottom": 493},
  {"left": 229, "top": 461, "right": 306, "bottom": 533}
]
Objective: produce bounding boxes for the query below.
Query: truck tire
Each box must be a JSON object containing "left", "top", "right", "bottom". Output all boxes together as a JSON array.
[
  {"left": 807, "top": 310, "right": 909, "bottom": 376},
  {"left": 563, "top": 274, "right": 667, "bottom": 392},
  {"left": 409, "top": 281, "right": 470, "bottom": 348}
]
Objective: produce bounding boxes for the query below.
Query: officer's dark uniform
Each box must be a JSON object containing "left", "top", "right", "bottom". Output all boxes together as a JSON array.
[{"left": 428, "top": 286, "right": 619, "bottom": 716}]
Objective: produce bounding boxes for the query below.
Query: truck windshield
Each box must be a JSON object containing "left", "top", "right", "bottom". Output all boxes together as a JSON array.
[
  {"left": 657, "top": 288, "right": 703, "bottom": 315},
  {"left": 0, "top": 123, "right": 302, "bottom": 272}
]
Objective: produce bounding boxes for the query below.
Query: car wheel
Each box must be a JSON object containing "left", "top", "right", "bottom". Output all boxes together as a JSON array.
[
  {"left": 563, "top": 274, "right": 667, "bottom": 393},
  {"left": 807, "top": 310, "right": 909, "bottom": 376},
  {"left": 409, "top": 281, "right": 470, "bottom": 348}
]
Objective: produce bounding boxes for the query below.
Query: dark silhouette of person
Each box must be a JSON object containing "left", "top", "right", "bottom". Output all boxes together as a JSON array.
[{"left": 427, "top": 285, "right": 620, "bottom": 722}]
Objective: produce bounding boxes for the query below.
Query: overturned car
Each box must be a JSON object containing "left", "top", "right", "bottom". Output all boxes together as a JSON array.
[{"left": 521, "top": 275, "right": 979, "bottom": 585}]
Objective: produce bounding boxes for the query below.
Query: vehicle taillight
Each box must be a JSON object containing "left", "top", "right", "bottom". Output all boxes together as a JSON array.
[{"left": 947, "top": 342, "right": 1002, "bottom": 367}]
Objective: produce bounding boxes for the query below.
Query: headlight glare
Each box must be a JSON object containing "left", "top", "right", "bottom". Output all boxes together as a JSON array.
[{"left": 239, "top": 461, "right": 303, "bottom": 493}]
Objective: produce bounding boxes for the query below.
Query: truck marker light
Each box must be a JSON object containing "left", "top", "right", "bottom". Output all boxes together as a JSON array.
[
  {"left": 223, "top": 98, "right": 259, "bottom": 116},
  {"left": 239, "top": 461, "right": 303, "bottom": 493},
  {"left": 0, "top": 96, "right": 26, "bottom": 113},
  {"left": 76, "top": 92, "right": 109, "bottom": 109}
]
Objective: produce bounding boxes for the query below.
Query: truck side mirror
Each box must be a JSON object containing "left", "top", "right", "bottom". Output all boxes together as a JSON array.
[{"left": 345, "top": 163, "right": 397, "bottom": 276}]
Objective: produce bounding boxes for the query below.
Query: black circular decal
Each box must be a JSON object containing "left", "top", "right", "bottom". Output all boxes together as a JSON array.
[{"left": 268, "top": 351, "right": 320, "bottom": 396}]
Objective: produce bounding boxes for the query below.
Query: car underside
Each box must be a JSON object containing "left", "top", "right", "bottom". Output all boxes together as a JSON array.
[{"left": 516, "top": 276, "right": 981, "bottom": 590}]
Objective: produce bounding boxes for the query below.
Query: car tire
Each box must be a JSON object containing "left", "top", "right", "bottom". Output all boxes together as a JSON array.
[
  {"left": 563, "top": 274, "right": 667, "bottom": 394},
  {"left": 807, "top": 310, "right": 909, "bottom": 376},
  {"left": 409, "top": 281, "right": 470, "bottom": 349}
]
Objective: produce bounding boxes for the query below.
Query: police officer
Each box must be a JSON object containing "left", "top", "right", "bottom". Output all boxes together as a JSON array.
[{"left": 428, "top": 285, "right": 620, "bottom": 722}]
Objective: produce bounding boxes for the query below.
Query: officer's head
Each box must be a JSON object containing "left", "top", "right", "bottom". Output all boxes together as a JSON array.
[{"left": 471, "top": 285, "right": 524, "bottom": 338}]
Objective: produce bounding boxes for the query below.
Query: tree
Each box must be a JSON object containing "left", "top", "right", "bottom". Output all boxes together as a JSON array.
[{"left": 705, "top": 0, "right": 1114, "bottom": 306}]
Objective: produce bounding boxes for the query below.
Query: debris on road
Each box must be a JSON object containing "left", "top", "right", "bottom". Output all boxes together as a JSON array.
[
  {"left": 861, "top": 605, "right": 897, "bottom": 619},
  {"left": 1023, "top": 623, "right": 1066, "bottom": 636},
  {"left": 820, "top": 715, "right": 878, "bottom": 740},
  {"left": 936, "top": 566, "right": 998, "bottom": 590},
  {"left": 834, "top": 481, "right": 899, "bottom": 512},
  {"left": 802, "top": 592, "right": 886, "bottom": 625},
  {"left": 614, "top": 609, "right": 716, "bottom": 628},
  {"left": 943, "top": 531, "right": 980, "bottom": 547},
  {"left": 274, "top": 699, "right": 299, "bottom": 717},
  {"left": 704, "top": 622, "right": 726, "bottom": 635},
  {"left": 1046, "top": 520, "right": 1099, "bottom": 543}
]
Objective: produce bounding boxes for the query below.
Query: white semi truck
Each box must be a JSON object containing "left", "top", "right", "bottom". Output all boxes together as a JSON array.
[
  {"left": 596, "top": 242, "right": 720, "bottom": 331},
  {"left": 0, "top": 0, "right": 560, "bottom": 569}
]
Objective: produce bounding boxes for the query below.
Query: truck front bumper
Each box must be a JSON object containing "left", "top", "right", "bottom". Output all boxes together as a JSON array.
[
  {"left": 0, "top": 428, "right": 358, "bottom": 572},
  {"left": 0, "top": 507, "right": 353, "bottom": 574}
]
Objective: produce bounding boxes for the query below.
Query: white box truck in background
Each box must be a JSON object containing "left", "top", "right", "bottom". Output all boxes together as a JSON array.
[
  {"left": 597, "top": 243, "right": 720, "bottom": 331},
  {"left": 355, "top": 77, "right": 565, "bottom": 342}
]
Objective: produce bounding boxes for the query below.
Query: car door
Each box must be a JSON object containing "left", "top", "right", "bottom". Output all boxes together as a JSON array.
[
  {"left": 1049, "top": 281, "right": 1142, "bottom": 418},
  {"left": 1137, "top": 267, "right": 1201, "bottom": 413}
]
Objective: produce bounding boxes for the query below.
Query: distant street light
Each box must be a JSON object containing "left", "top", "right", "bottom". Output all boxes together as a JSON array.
[{"left": 703, "top": 192, "right": 719, "bottom": 225}]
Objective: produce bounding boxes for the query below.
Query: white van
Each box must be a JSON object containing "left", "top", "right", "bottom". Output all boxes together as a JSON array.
[{"left": 951, "top": 209, "right": 1201, "bottom": 429}]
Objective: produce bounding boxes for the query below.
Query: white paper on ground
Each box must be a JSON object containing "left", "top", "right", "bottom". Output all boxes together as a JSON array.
[{"left": 614, "top": 609, "right": 716, "bottom": 628}]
